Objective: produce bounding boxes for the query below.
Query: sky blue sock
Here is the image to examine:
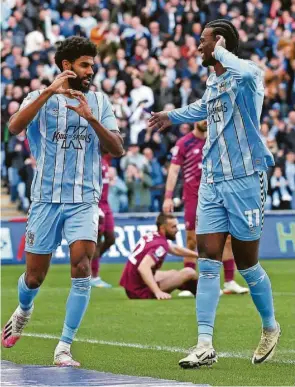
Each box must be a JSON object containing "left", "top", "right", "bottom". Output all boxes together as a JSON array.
[
  {"left": 239, "top": 263, "right": 276, "bottom": 329},
  {"left": 18, "top": 273, "right": 39, "bottom": 311},
  {"left": 197, "top": 258, "right": 222, "bottom": 342},
  {"left": 60, "top": 276, "right": 91, "bottom": 344}
]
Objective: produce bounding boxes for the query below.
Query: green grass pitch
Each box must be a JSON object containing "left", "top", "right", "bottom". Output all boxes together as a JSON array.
[{"left": 1, "top": 260, "right": 295, "bottom": 386}]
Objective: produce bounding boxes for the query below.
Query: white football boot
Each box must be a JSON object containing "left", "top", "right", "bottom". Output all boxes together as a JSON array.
[
  {"left": 2, "top": 305, "right": 34, "bottom": 348},
  {"left": 54, "top": 346, "right": 81, "bottom": 367},
  {"left": 223, "top": 280, "right": 249, "bottom": 295},
  {"left": 252, "top": 322, "right": 281, "bottom": 364},
  {"left": 179, "top": 343, "right": 217, "bottom": 368},
  {"left": 178, "top": 290, "right": 194, "bottom": 297}
]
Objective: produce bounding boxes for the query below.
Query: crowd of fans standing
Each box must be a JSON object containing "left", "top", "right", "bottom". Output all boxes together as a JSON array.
[{"left": 1, "top": 0, "right": 295, "bottom": 213}]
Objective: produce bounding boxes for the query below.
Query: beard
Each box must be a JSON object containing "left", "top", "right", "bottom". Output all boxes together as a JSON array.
[
  {"left": 68, "top": 75, "right": 92, "bottom": 92},
  {"left": 166, "top": 232, "right": 176, "bottom": 241},
  {"left": 202, "top": 56, "right": 217, "bottom": 68}
]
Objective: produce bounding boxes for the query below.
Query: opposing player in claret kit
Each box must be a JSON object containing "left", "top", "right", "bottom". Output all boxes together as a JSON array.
[
  {"left": 149, "top": 19, "right": 280, "bottom": 367},
  {"left": 120, "top": 213, "right": 198, "bottom": 300},
  {"left": 90, "top": 153, "right": 115, "bottom": 288},
  {"left": 163, "top": 120, "right": 248, "bottom": 296},
  {"left": 2, "top": 37, "right": 124, "bottom": 366}
]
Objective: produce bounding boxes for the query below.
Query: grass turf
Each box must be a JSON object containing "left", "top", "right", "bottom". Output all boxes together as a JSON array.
[{"left": 1, "top": 260, "right": 295, "bottom": 386}]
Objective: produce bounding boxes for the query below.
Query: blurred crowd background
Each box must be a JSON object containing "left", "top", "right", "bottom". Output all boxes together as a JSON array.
[{"left": 1, "top": 0, "right": 295, "bottom": 214}]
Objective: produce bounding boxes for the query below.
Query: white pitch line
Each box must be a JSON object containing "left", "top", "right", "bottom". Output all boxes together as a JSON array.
[
  {"left": 4, "top": 289, "right": 295, "bottom": 296},
  {"left": 21, "top": 332, "right": 295, "bottom": 365}
]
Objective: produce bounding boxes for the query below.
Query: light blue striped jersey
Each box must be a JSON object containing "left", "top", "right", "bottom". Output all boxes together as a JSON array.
[
  {"left": 21, "top": 90, "right": 119, "bottom": 203},
  {"left": 168, "top": 46, "right": 275, "bottom": 183}
]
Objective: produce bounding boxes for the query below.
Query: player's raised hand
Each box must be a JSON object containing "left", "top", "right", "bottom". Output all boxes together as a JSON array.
[
  {"left": 155, "top": 290, "right": 172, "bottom": 300},
  {"left": 148, "top": 111, "right": 172, "bottom": 132},
  {"left": 47, "top": 71, "right": 77, "bottom": 94},
  {"left": 163, "top": 198, "right": 174, "bottom": 213},
  {"left": 65, "top": 93, "right": 93, "bottom": 121},
  {"left": 213, "top": 35, "right": 226, "bottom": 57}
]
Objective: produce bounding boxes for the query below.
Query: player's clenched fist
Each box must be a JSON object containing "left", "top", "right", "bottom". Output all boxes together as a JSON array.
[
  {"left": 148, "top": 111, "right": 172, "bottom": 132},
  {"left": 155, "top": 291, "right": 172, "bottom": 300}
]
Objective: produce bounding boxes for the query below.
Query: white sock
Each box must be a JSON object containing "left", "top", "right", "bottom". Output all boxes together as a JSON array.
[
  {"left": 56, "top": 340, "right": 71, "bottom": 353},
  {"left": 17, "top": 305, "right": 33, "bottom": 316},
  {"left": 197, "top": 334, "right": 213, "bottom": 347}
]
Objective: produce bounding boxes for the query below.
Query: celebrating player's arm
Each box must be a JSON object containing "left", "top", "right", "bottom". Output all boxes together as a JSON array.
[
  {"left": 148, "top": 39, "right": 258, "bottom": 134},
  {"left": 138, "top": 255, "right": 171, "bottom": 300},
  {"left": 212, "top": 35, "right": 259, "bottom": 85},
  {"left": 8, "top": 71, "right": 79, "bottom": 135},
  {"left": 9, "top": 72, "right": 124, "bottom": 157},
  {"left": 148, "top": 95, "right": 207, "bottom": 132}
]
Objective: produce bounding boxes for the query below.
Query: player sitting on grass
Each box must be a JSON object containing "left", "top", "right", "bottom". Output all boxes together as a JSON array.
[{"left": 120, "top": 212, "right": 198, "bottom": 300}]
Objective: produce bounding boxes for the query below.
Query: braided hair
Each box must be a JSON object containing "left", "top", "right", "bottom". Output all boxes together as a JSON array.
[{"left": 205, "top": 19, "right": 239, "bottom": 55}]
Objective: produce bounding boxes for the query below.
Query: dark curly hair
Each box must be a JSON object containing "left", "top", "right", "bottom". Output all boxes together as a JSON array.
[
  {"left": 55, "top": 37, "right": 97, "bottom": 71},
  {"left": 205, "top": 19, "right": 239, "bottom": 55}
]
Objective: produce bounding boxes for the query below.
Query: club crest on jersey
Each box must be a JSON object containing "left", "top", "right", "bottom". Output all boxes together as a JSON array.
[
  {"left": 171, "top": 146, "right": 179, "bottom": 156},
  {"left": 218, "top": 81, "right": 227, "bottom": 94},
  {"left": 155, "top": 246, "right": 165, "bottom": 258},
  {"left": 26, "top": 231, "right": 35, "bottom": 247},
  {"left": 51, "top": 108, "right": 59, "bottom": 116}
]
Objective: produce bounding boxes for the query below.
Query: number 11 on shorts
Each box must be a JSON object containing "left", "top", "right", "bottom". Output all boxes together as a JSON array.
[{"left": 245, "top": 209, "right": 260, "bottom": 228}]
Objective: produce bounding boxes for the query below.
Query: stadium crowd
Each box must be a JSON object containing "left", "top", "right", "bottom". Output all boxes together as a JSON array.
[{"left": 1, "top": 0, "right": 295, "bottom": 213}]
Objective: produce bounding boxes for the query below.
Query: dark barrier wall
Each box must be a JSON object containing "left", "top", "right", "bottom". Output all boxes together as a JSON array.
[{"left": 1, "top": 212, "right": 294, "bottom": 264}]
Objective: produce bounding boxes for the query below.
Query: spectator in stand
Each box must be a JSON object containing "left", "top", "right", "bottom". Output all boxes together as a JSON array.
[
  {"left": 111, "top": 87, "right": 131, "bottom": 121},
  {"left": 149, "top": 21, "right": 165, "bottom": 55},
  {"left": 125, "top": 164, "right": 152, "bottom": 212},
  {"left": 158, "top": 2, "right": 177, "bottom": 35},
  {"left": 129, "top": 102, "right": 151, "bottom": 144},
  {"left": 142, "top": 58, "right": 161, "bottom": 92},
  {"left": 154, "top": 76, "right": 178, "bottom": 111},
  {"left": 7, "top": 129, "right": 30, "bottom": 207},
  {"left": 130, "top": 77, "right": 154, "bottom": 112},
  {"left": 59, "top": 7, "right": 76, "bottom": 38},
  {"left": 120, "top": 144, "right": 150, "bottom": 175},
  {"left": 75, "top": 5, "right": 97, "bottom": 38},
  {"left": 108, "top": 166, "right": 129, "bottom": 213},
  {"left": 1, "top": 0, "right": 294, "bottom": 214},
  {"left": 143, "top": 147, "right": 165, "bottom": 212},
  {"left": 179, "top": 78, "right": 200, "bottom": 107},
  {"left": 270, "top": 166, "right": 293, "bottom": 209},
  {"left": 285, "top": 151, "right": 295, "bottom": 208}
]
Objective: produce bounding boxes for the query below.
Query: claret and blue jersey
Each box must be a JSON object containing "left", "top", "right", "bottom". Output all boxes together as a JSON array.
[
  {"left": 21, "top": 91, "right": 119, "bottom": 203},
  {"left": 168, "top": 46, "right": 275, "bottom": 183}
]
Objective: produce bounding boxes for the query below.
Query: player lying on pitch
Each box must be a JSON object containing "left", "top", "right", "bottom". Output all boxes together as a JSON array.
[{"left": 120, "top": 213, "right": 198, "bottom": 300}]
